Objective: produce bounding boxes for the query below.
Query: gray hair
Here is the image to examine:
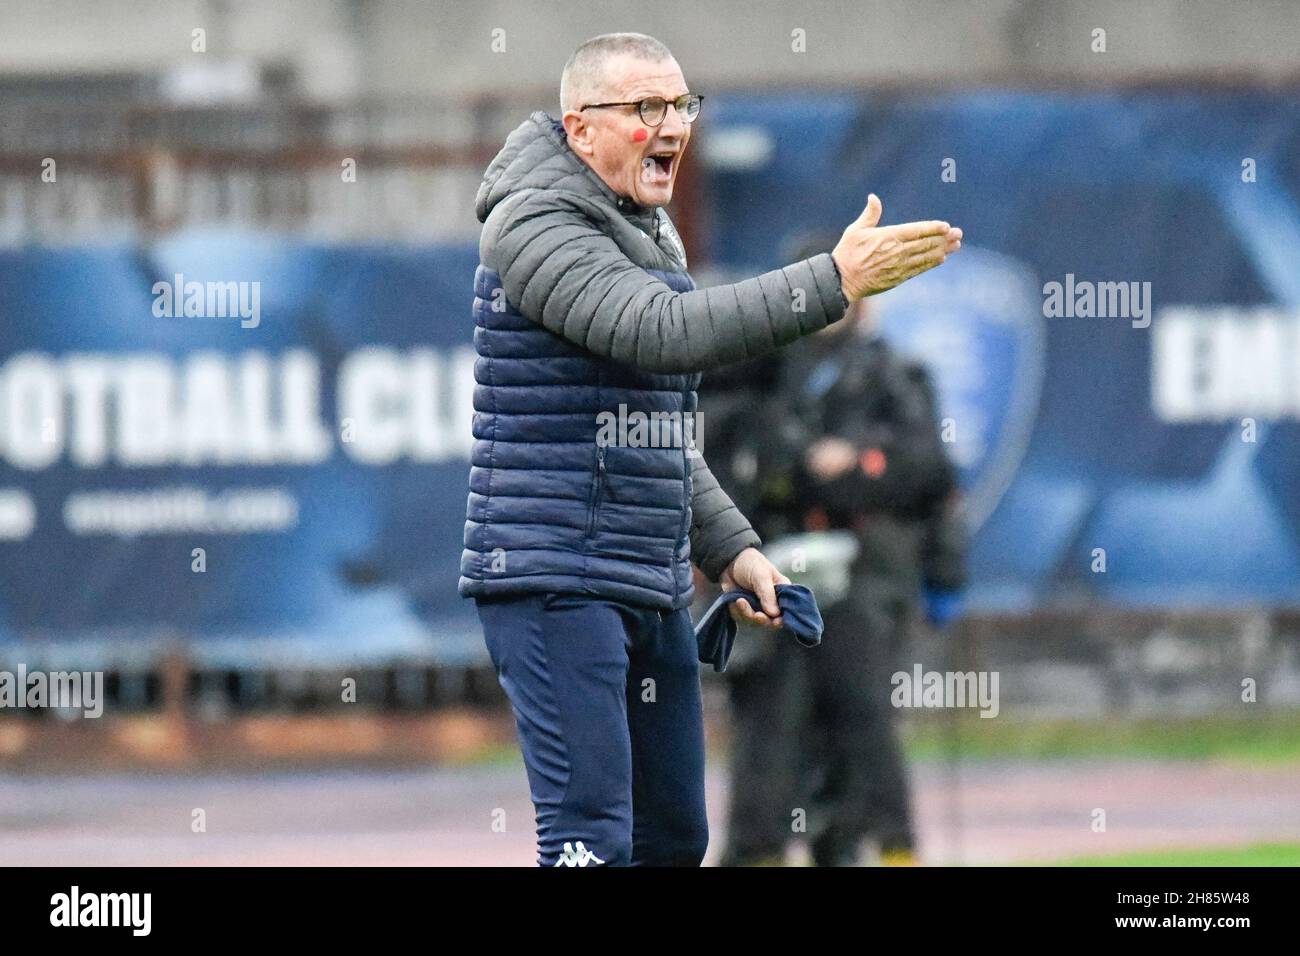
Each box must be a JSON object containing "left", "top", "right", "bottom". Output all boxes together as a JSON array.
[{"left": 560, "top": 33, "right": 675, "bottom": 113}]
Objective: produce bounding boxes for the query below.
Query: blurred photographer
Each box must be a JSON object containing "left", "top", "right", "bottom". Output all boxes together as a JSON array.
[{"left": 705, "top": 238, "right": 967, "bottom": 866}]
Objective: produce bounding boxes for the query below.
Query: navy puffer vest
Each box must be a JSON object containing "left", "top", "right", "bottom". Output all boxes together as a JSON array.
[{"left": 460, "top": 265, "right": 701, "bottom": 609}]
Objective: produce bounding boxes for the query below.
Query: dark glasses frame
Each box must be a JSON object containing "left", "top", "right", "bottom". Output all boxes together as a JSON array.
[{"left": 579, "top": 93, "right": 704, "bottom": 127}]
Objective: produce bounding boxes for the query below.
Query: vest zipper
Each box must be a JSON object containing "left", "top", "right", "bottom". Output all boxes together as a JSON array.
[
  {"left": 672, "top": 392, "right": 692, "bottom": 602},
  {"left": 587, "top": 445, "right": 606, "bottom": 536}
]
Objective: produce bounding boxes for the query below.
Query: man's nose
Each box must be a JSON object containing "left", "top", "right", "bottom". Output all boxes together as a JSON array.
[{"left": 658, "top": 104, "right": 687, "bottom": 138}]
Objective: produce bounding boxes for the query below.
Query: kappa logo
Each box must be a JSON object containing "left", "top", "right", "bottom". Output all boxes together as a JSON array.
[{"left": 553, "top": 841, "right": 606, "bottom": 867}]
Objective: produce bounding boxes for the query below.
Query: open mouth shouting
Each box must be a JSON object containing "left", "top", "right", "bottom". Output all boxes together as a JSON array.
[{"left": 639, "top": 149, "right": 678, "bottom": 187}]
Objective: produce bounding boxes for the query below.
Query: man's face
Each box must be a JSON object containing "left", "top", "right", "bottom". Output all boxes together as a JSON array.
[{"left": 562, "top": 55, "right": 692, "bottom": 208}]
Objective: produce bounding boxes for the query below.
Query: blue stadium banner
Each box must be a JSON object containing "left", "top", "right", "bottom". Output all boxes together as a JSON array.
[{"left": 3, "top": 89, "right": 1299, "bottom": 659}]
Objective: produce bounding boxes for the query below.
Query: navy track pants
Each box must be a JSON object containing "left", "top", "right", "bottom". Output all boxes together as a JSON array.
[{"left": 476, "top": 593, "right": 709, "bottom": 867}]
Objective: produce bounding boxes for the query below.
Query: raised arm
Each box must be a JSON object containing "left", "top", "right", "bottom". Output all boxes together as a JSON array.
[{"left": 487, "top": 191, "right": 959, "bottom": 374}]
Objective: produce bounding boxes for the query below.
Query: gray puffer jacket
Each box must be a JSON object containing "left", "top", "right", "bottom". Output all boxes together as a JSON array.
[{"left": 459, "top": 111, "right": 847, "bottom": 610}]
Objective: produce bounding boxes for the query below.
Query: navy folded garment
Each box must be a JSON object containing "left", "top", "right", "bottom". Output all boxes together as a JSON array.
[{"left": 694, "top": 583, "right": 824, "bottom": 673}]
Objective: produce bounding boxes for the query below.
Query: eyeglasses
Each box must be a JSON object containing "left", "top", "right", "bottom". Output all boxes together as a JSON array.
[{"left": 580, "top": 93, "right": 704, "bottom": 127}]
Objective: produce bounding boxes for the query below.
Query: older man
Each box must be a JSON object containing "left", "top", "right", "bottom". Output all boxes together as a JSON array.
[{"left": 460, "top": 32, "right": 961, "bottom": 867}]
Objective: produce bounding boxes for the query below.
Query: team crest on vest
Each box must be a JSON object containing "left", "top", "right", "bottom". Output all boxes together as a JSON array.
[{"left": 876, "top": 247, "right": 1045, "bottom": 532}]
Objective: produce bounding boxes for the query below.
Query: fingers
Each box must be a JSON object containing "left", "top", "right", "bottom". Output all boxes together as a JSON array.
[
  {"left": 888, "top": 238, "right": 947, "bottom": 279},
  {"left": 901, "top": 234, "right": 948, "bottom": 259},
  {"left": 890, "top": 219, "right": 951, "bottom": 242},
  {"left": 727, "top": 600, "right": 782, "bottom": 629},
  {"left": 854, "top": 192, "right": 882, "bottom": 228},
  {"left": 899, "top": 249, "right": 947, "bottom": 281},
  {"left": 754, "top": 574, "right": 780, "bottom": 619}
]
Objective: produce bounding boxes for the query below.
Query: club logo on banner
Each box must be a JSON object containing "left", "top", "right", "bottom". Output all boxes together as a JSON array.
[{"left": 875, "top": 247, "right": 1045, "bottom": 531}]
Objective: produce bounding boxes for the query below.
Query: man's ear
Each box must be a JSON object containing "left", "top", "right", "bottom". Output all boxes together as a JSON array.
[{"left": 562, "top": 110, "right": 595, "bottom": 157}]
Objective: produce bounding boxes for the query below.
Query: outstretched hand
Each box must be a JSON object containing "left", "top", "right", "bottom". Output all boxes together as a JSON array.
[{"left": 831, "top": 193, "right": 962, "bottom": 301}]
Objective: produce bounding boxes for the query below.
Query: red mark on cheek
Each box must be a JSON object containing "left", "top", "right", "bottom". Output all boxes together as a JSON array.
[{"left": 632, "top": 128, "right": 648, "bottom": 143}]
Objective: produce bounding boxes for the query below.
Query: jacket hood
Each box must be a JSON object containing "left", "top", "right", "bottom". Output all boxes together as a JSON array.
[{"left": 476, "top": 111, "right": 630, "bottom": 223}]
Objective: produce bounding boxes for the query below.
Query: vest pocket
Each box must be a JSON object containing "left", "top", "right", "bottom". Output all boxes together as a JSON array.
[{"left": 586, "top": 445, "right": 607, "bottom": 536}]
